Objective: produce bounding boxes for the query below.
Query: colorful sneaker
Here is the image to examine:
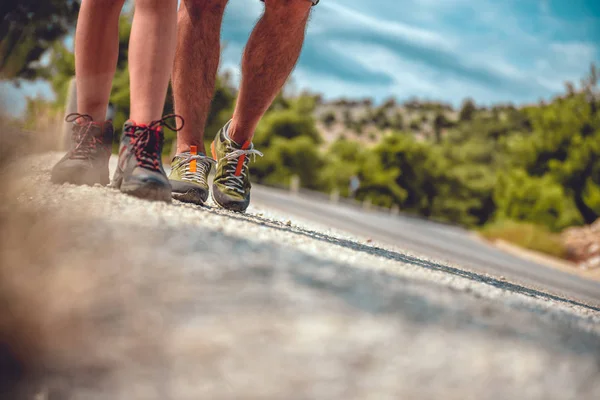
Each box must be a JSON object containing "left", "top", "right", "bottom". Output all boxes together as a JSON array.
[
  {"left": 51, "top": 113, "right": 113, "bottom": 186},
  {"left": 111, "top": 115, "right": 183, "bottom": 203},
  {"left": 210, "top": 120, "right": 263, "bottom": 212},
  {"left": 169, "top": 146, "right": 216, "bottom": 205}
]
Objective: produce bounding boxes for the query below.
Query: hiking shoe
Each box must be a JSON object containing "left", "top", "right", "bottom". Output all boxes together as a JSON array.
[
  {"left": 51, "top": 113, "right": 113, "bottom": 186},
  {"left": 211, "top": 120, "right": 263, "bottom": 212},
  {"left": 169, "top": 145, "right": 216, "bottom": 205},
  {"left": 111, "top": 115, "right": 183, "bottom": 203}
]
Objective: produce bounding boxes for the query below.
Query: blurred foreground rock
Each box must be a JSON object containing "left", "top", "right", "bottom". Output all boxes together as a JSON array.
[{"left": 562, "top": 219, "right": 600, "bottom": 269}]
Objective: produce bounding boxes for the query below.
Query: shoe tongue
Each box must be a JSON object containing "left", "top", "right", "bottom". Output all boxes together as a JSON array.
[
  {"left": 73, "top": 120, "right": 103, "bottom": 140},
  {"left": 174, "top": 151, "right": 206, "bottom": 171},
  {"left": 177, "top": 150, "right": 206, "bottom": 157},
  {"left": 227, "top": 136, "right": 251, "bottom": 150}
]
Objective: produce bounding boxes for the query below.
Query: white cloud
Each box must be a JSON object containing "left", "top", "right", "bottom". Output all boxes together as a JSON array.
[
  {"left": 320, "top": 2, "right": 457, "bottom": 51},
  {"left": 5, "top": 0, "right": 600, "bottom": 117},
  {"left": 550, "top": 42, "right": 598, "bottom": 65},
  {"left": 283, "top": 0, "right": 598, "bottom": 105}
]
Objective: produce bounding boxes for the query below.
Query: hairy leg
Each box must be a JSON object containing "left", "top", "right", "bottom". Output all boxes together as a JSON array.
[
  {"left": 75, "top": 0, "right": 126, "bottom": 122},
  {"left": 173, "top": 0, "right": 228, "bottom": 154},
  {"left": 129, "top": 0, "right": 179, "bottom": 124},
  {"left": 229, "top": 0, "right": 312, "bottom": 144}
]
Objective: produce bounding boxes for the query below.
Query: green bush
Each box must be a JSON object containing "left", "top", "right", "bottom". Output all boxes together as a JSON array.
[
  {"left": 321, "top": 139, "right": 364, "bottom": 195},
  {"left": 480, "top": 220, "right": 567, "bottom": 259},
  {"left": 252, "top": 136, "right": 323, "bottom": 190},
  {"left": 493, "top": 169, "right": 583, "bottom": 231},
  {"left": 254, "top": 107, "right": 321, "bottom": 148}
]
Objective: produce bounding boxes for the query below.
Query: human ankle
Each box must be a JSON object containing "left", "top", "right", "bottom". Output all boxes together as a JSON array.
[
  {"left": 228, "top": 120, "right": 253, "bottom": 146},
  {"left": 176, "top": 143, "right": 206, "bottom": 155}
]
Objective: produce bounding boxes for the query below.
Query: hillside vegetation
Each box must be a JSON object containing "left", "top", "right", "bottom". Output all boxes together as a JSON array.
[{"left": 15, "top": 13, "right": 600, "bottom": 258}]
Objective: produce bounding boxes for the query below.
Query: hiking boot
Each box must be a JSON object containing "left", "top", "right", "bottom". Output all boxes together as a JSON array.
[
  {"left": 111, "top": 115, "right": 183, "bottom": 203},
  {"left": 169, "top": 145, "right": 216, "bottom": 205},
  {"left": 211, "top": 120, "right": 263, "bottom": 212},
  {"left": 51, "top": 113, "right": 113, "bottom": 186}
]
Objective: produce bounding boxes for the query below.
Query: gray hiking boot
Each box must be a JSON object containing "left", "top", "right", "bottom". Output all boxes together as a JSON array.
[
  {"left": 51, "top": 113, "right": 114, "bottom": 186},
  {"left": 111, "top": 116, "right": 183, "bottom": 203}
]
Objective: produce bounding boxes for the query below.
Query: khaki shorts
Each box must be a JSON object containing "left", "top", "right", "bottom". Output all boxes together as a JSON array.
[{"left": 260, "top": 0, "right": 319, "bottom": 5}]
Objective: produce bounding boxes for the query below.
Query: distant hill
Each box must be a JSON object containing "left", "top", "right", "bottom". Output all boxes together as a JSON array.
[{"left": 314, "top": 97, "right": 467, "bottom": 145}]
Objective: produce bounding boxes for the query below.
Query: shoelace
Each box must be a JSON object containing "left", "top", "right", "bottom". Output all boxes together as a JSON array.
[
  {"left": 223, "top": 146, "right": 263, "bottom": 194},
  {"left": 65, "top": 113, "right": 102, "bottom": 161},
  {"left": 177, "top": 153, "right": 217, "bottom": 186},
  {"left": 126, "top": 114, "right": 184, "bottom": 172}
]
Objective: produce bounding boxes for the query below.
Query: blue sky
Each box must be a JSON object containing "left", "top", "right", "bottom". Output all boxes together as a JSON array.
[
  {"left": 2, "top": 0, "right": 599, "bottom": 116},
  {"left": 221, "top": 0, "right": 599, "bottom": 105}
]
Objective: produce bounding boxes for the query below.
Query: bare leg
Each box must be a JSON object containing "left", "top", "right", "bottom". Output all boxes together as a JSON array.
[
  {"left": 129, "top": 0, "right": 179, "bottom": 124},
  {"left": 229, "top": 0, "right": 312, "bottom": 144},
  {"left": 173, "top": 0, "right": 228, "bottom": 155},
  {"left": 75, "top": 0, "right": 125, "bottom": 122}
]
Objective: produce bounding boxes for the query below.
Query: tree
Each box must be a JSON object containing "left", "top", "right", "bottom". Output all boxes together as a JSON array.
[
  {"left": 586, "top": 63, "right": 598, "bottom": 87},
  {"left": 433, "top": 112, "right": 449, "bottom": 142},
  {"left": 321, "top": 111, "right": 337, "bottom": 128},
  {"left": 358, "top": 135, "right": 435, "bottom": 212},
  {"left": 382, "top": 97, "right": 397, "bottom": 109},
  {"left": 352, "top": 121, "right": 364, "bottom": 135},
  {"left": 459, "top": 98, "right": 476, "bottom": 122},
  {"left": 252, "top": 136, "right": 323, "bottom": 190},
  {"left": 565, "top": 81, "right": 576, "bottom": 97},
  {"left": 371, "top": 106, "right": 391, "bottom": 130},
  {"left": 391, "top": 112, "right": 404, "bottom": 130},
  {"left": 253, "top": 103, "right": 322, "bottom": 148},
  {"left": 409, "top": 119, "right": 421, "bottom": 131},
  {"left": 342, "top": 109, "right": 353, "bottom": 129},
  {"left": 493, "top": 169, "right": 582, "bottom": 231},
  {"left": 320, "top": 138, "right": 364, "bottom": 195},
  {"left": 1, "top": 0, "right": 80, "bottom": 81},
  {"left": 512, "top": 81, "right": 600, "bottom": 225}
]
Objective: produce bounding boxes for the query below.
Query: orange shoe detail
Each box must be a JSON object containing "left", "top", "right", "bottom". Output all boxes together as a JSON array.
[
  {"left": 190, "top": 145, "right": 198, "bottom": 173},
  {"left": 234, "top": 141, "right": 251, "bottom": 177}
]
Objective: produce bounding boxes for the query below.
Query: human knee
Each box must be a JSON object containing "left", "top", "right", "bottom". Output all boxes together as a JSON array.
[
  {"left": 180, "top": 0, "right": 228, "bottom": 19},
  {"left": 264, "top": 0, "right": 312, "bottom": 21}
]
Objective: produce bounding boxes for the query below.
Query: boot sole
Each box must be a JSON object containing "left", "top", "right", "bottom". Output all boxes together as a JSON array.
[
  {"left": 211, "top": 185, "right": 249, "bottom": 213},
  {"left": 172, "top": 189, "right": 208, "bottom": 205},
  {"left": 51, "top": 176, "right": 110, "bottom": 187},
  {"left": 121, "top": 182, "right": 172, "bottom": 203},
  {"left": 51, "top": 168, "right": 109, "bottom": 187},
  {"left": 169, "top": 179, "right": 209, "bottom": 205},
  {"left": 112, "top": 170, "right": 171, "bottom": 203}
]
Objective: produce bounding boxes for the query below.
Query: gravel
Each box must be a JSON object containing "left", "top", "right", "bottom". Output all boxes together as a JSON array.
[{"left": 2, "top": 153, "right": 600, "bottom": 399}]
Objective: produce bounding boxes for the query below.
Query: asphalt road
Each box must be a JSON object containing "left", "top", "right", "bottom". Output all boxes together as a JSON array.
[
  {"left": 4, "top": 153, "right": 599, "bottom": 398},
  {"left": 112, "top": 157, "right": 600, "bottom": 308},
  {"left": 250, "top": 184, "right": 600, "bottom": 308}
]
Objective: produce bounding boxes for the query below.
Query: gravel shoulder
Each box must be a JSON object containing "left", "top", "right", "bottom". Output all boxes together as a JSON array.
[{"left": 2, "top": 153, "right": 600, "bottom": 399}]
